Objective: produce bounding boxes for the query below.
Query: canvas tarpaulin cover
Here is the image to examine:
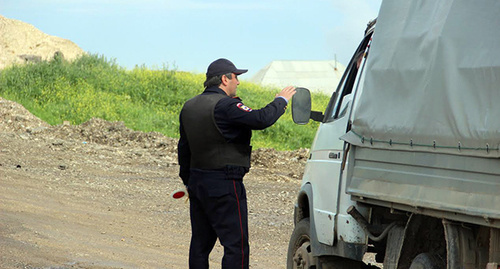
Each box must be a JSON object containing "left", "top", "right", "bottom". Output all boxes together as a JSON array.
[{"left": 344, "top": 0, "right": 500, "bottom": 158}]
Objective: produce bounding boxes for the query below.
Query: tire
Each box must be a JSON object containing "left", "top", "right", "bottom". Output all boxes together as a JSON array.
[
  {"left": 409, "top": 253, "right": 445, "bottom": 269},
  {"left": 287, "top": 218, "right": 316, "bottom": 269},
  {"left": 287, "top": 218, "right": 367, "bottom": 269}
]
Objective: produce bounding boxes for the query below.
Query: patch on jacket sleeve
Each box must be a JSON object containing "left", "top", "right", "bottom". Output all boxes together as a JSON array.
[{"left": 237, "top": 103, "right": 253, "bottom": 112}]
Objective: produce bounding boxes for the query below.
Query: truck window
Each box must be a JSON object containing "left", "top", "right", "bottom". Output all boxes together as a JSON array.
[{"left": 324, "top": 33, "right": 372, "bottom": 122}]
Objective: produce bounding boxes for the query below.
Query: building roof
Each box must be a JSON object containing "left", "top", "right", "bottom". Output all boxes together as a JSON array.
[{"left": 249, "top": 60, "right": 346, "bottom": 95}]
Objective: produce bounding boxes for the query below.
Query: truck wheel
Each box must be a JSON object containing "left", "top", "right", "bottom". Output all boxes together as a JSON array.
[
  {"left": 409, "top": 253, "right": 445, "bottom": 269},
  {"left": 287, "top": 218, "right": 316, "bottom": 269}
]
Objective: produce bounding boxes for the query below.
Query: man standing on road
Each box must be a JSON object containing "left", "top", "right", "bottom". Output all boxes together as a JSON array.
[{"left": 178, "top": 58, "right": 296, "bottom": 269}]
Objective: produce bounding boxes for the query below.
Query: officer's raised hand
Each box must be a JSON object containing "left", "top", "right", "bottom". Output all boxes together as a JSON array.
[{"left": 276, "top": 86, "right": 297, "bottom": 102}]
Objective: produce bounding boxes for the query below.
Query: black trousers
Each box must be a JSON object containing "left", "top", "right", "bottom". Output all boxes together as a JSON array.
[{"left": 188, "top": 170, "right": 249, "bottom": 269}]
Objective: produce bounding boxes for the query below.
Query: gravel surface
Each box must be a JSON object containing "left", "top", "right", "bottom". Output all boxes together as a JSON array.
[{"left": 0, "top": 97, "right": 307, "bottom": 268}]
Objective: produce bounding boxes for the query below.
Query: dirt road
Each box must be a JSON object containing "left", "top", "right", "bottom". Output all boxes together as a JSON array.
[{"left": 0, "top": 97, "right": 306, "bottom": 268}]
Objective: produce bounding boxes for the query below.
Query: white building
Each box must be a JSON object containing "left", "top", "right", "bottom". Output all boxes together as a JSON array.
[{"left": 250, "top": 60, "right": 346, "bottom": 95}]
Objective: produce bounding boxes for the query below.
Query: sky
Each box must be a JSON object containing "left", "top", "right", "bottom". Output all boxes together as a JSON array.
[{"left": 1, "top": 0, "right": 382, "bottom": 78}]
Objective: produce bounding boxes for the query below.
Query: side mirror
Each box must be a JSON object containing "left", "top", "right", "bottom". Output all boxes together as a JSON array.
[
  {"left": 292, "top": 87, "right": 324, "bottom": 124},
  {"left": 292, "top": 87, "right": 313, "bottom": 124}
]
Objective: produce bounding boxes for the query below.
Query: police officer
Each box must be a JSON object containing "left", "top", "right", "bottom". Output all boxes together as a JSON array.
[{"left": 178, "top": 58, "right": 296, "bottom": 269}]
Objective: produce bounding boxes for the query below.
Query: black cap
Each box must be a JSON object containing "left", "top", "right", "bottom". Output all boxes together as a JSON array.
[{"left": 206, "top": 58, "right": 248, "bottom": 78}]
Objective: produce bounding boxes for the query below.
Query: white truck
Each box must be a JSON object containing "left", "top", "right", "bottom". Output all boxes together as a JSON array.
[{"left": 286, "top": 1, "right": 500, "bottom": 268}]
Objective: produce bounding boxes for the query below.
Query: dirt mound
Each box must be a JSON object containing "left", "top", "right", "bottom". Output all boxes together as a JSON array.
[
  {"left": 252, "top": 147, "right": 309, "bottom": 179},
  {"left": 0, "top": 97, "right": 50, "bottom": 133},
  {"left": 0, "top": 15, "right": 85, "bottom": 69},
  {"left": 46, "top": 118, "right": 178, "bottom": 152},
  {"left": 0, "top": 96, "right": 308, "bottom": 177}
]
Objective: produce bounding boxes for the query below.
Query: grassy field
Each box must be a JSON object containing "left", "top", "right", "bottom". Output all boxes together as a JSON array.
[{"left": 0, "top": 54, "right": 331, "bottom": 150}]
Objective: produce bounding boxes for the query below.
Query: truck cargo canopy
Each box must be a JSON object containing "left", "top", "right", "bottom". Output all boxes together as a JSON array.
[{"left": 345, "top": 0, "right": 500, "bottom": 158}]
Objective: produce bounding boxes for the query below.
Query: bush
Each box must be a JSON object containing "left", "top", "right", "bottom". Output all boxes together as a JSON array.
[{"left": 0, "top": 54, "right": 330, "bottom": 150}]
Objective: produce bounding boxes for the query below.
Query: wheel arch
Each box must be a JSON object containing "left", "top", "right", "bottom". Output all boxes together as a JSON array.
[
  {"left": 291, "top": 183, "right": 365, "bottom": 261},
  {"left": 294, "top": 183, "right": 312, "bottom": 225}
]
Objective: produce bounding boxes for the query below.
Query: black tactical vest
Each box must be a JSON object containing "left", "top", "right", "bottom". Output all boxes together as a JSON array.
[{"left": 181, "top": 93, "right": 251, "bottom": 170}]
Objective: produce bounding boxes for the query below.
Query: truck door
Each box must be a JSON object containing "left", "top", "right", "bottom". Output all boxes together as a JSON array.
[{"left": 309, "top": 33, "right": 372, "bottom": 246}]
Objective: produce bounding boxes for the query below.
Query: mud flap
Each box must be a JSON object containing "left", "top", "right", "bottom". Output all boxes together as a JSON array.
[
  {"left": 382, "top": 224, "right": 406, "bottom": 269},
  {"left": 489, "top": 228, "right": 500, "bottom": 267},
  {"left": 443, "top": 220, "right": 488, "bottom": 269}
]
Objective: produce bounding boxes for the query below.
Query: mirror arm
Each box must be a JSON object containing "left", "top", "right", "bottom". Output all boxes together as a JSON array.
[{"left": 310, "top": 111, "right": 324, "bottom": 122}]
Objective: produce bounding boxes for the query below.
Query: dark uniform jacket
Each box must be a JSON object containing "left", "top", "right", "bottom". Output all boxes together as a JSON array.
[{"left": 178, "top": 86, "right": 288, "bottom": 185}]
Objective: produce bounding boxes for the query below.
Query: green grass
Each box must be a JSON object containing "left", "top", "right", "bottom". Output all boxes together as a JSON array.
[{"left": 0, "top": 54, "right": 330, "bottom": 150}]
